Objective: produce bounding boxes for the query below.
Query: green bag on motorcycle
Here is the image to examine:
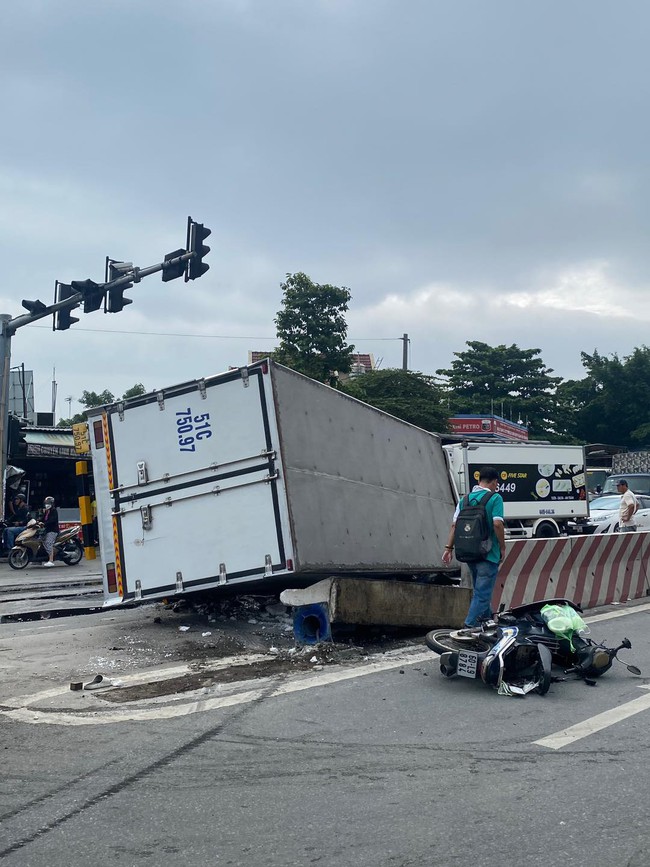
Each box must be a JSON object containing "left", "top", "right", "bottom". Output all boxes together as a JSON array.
[{"left": 540, "top": 603, "right": 589, "bottom": 650}]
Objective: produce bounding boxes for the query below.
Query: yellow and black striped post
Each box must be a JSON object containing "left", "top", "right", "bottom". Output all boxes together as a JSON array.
[{"left": 76, "top": 460, "right": 96, "bottom": 560}]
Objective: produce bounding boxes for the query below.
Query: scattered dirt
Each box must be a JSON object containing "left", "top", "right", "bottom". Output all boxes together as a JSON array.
[
  {"left": 99, "top": 655, "right": 323, "bottom": 702},
  {"left": 92, "top": 593, "right": 426, "bottom": 702},
  {"left": 1, "top": 588, "right": 429, "bottom": 702}
]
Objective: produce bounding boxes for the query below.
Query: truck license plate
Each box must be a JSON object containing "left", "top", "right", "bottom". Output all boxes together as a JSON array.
[{"left": 457, "top": 650, "right": 478, "bottom": 678}]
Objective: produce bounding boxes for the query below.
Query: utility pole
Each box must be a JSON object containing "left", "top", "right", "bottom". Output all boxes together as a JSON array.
[
  {"left": 0, "top": 314, "right": 12, "bottom": 493},
  {"left": 401, "top": 333, "right": 409, "bottom": 371},
  {"left": 20, "top": 363, "right": 27, "bottom": 420},
  {"left": 0, "top": 216, "right": 211, "bottom": 518}
]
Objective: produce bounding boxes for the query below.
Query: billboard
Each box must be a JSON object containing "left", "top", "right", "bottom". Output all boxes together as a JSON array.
[{"left": 449, "top": 415, "right": 528, "bottom": 442}]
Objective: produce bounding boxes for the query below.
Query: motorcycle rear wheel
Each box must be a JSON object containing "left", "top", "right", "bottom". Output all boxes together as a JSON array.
[
  {"left": 60, "top": 539, "right": 83, "bottom": 566},
  {"left": 8, "top": 548, "right": 30, "bottom": 570},
  {"left": 425, "top": 629, "right": 492, "bottom": 654}
]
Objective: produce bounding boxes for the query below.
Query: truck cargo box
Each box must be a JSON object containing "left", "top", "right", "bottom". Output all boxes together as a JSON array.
[{"left": 87, "top": 360, "right": 456, "bottom": 605}]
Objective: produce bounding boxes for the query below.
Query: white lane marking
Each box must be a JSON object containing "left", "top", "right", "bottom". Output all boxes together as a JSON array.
[
  {"left": 0, "top": 650, "right": 433, "bottom": 726},
  {"left": 533, "top": 604, "right": 650, "bottom": 749},
  {"left": 534, "top": 686, "right": 650, "bottom": 750},
  {"left": 583, "top": 602, "right": 650, "bottom": 623},
  {"left": 4, "top": 599, "right": 649, "bottom": 728},
  {"left": 1, "top": 653, "right": 274, "bottom": 708}
]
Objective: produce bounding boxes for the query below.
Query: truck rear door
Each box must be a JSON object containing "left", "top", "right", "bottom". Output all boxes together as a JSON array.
[{"left": 92, "top": 365, "right": 293, "bottom": 603}]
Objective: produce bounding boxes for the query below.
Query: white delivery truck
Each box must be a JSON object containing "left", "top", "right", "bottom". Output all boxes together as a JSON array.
[
  {"left": 87, "top": 359, "right": 457, "bottom": 606},
  {"left": 443, "top": 441, "right": 589, "bottom": 538}
]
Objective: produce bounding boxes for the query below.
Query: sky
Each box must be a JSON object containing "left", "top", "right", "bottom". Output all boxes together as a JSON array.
[{"left": 1, "top": 0, "right": 649, "bottom": 420}]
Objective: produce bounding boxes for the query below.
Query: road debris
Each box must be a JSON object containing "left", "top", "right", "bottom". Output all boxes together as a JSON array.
[{"left": 84, "top": 674, "right": 112, "bottom": 690}]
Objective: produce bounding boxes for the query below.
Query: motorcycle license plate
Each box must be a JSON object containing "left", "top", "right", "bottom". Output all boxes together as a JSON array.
[{"left": 457, "top": 650, "right": 479, "bottom": 678}]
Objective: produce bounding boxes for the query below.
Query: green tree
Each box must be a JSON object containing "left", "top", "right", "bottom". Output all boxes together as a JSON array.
[
  {"left": 121, "top": 383, "right": 146, "bottom": 400},
  {"left": 557, "top": 347, "right": 650, "bottom": 447},
  {"left": 437, "top": 341, "right": 563, "bottom": 440},
  {"left": 342, "top": 369, "right": 450, "bottom": 432},
  {"left": 274, "top": 272, "right": 354, "bottom": 383},
  {"left": 80, "top": 389, "right": 116, "bottom": 408},
  {"left": 57, "top": 385, "right": 147, "bottom": 427}
]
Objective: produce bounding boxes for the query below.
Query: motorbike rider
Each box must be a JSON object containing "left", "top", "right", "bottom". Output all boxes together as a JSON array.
[
  {"left": 3, "top": 494, "right": 30, "bottom": 553},
  {"left": 41, "top": 496, "right": 60, "bottom": 567}
]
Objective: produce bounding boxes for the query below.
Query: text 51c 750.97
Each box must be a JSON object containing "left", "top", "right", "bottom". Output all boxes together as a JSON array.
[{"left": 176, "top": 408, "right": 212, "bottom": 452}]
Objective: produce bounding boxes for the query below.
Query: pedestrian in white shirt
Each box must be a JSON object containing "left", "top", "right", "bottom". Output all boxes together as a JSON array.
[{"left": 616, "top": 479, "right": 637, "bottom": 533}]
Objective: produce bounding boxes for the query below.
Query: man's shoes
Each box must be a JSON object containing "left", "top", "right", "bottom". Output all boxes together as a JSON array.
[{"left": 42, "top": 561, "right": 54, "bottom": 568}]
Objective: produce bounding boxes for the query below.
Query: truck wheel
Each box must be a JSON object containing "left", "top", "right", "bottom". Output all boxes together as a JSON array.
[{"left": 533, "top": 521, "right": 559, "bottom": 539}]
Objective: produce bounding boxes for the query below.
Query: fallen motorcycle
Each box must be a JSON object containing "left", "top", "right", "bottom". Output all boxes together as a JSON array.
[
  {"left": 8, "top": 520, "right": 84, "bottom": 570},
  {"left": 425, "top": 597, "right": 641, "bottom": 697}
]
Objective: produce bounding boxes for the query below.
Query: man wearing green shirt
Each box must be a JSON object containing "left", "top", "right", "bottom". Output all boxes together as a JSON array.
[{"left": 442, "top": 466, "right": 506, "bottom": 628}]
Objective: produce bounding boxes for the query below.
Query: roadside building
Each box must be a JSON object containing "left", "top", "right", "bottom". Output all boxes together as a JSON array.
[{"left": 7, "top": 420, "right": 79, "bottom": 524}]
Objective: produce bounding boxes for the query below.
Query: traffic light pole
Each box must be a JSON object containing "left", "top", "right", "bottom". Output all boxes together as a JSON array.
[{"left": 0, "top": 216, "right": 210, "bottom": 519}]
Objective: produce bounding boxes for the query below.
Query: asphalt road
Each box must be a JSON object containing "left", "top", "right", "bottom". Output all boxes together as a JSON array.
[
  {"left": 0, "top": 556, "right": 103, "bottom": 619},
  {"left": 2, "top": 598, "right": 650, "bottom": 867}
]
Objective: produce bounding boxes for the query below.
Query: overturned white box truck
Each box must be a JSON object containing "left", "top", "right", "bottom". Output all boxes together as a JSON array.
[{"left": 87, "top": 360, "right": 457, "bottom": 606}]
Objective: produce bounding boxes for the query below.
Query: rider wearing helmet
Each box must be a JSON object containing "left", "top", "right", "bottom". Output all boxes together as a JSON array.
[
  {"left": 42, "top": 496, "right": 59, "bottom": 567},
  {"left": 2, "top": 493, "right": 30, "bottom": 553}
]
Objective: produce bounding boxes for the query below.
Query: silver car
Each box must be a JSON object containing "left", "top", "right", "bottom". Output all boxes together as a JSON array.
[{"left": 586, "top": 494, "right": 650, "bottom": 534}]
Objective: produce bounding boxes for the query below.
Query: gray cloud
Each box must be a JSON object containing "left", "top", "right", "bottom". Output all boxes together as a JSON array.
[{"left": 2, "top": 0, "right": 650, "bottom": 415}]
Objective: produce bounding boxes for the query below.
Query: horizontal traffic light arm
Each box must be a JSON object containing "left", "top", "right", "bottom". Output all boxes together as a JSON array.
[
  {"left": 5, "top": 247, "right": 201, "bottom": 336},
  {"left": 8, "top": 291, "right": 85, "bottom": 335}
]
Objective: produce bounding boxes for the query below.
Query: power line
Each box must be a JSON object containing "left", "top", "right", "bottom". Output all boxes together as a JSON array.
[{"left": 26, "top": 324, "right": 403, "bottom": 341}]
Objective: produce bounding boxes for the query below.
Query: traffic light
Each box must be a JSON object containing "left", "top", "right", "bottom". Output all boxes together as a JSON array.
[
  {"left": 106, "top": 284, "right": 133, "bottom": 313},
  {"left": 7, "top": 415, "right": 27, "bottom": 459},
  {"left": 72, "top": 279, "right": 105, "bottom": 314},
  {"left": 21, "top": 299, "right": 47, "bottom": 316},
  {"left": 105, "top": 260, "right": 133, "bottom": 312},
  {"left": 162, "top": 248, "right": 186, "bottom": 282},
  {"left": 185, "top": 218, "right": 211, "bottom": 281},
  {"left": 54, "top": 282, "right": 80, "bottom": 331}
]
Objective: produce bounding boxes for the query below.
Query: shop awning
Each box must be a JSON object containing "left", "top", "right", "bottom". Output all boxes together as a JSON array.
[{"left": 24, "top": 430, "right": 76, "bottom": 458}]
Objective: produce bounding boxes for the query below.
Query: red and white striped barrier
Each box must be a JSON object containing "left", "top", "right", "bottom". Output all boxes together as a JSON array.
[{"left": 494, "top": 532, "right": 650, "bottom": 611}]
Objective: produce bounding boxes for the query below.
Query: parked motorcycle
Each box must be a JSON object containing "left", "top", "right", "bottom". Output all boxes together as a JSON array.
[
  {"left": 425, "top": 597, "right": 641, "bottom": 697},
  {"left": 8, "top": 520, "right": 84, "bottom": 570}
]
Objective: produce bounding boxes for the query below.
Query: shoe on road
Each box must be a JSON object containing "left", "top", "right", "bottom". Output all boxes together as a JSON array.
[{"left": 42, "top": 561, "right": 54, "bottom": 568}]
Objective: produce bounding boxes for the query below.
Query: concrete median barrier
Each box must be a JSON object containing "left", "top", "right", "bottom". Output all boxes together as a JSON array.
[
  {"left": 281, "top": 578, "right": 472, "bottom": 644},
  {"left": 495, "top": 532, "right": 650, "bottom": 611}
]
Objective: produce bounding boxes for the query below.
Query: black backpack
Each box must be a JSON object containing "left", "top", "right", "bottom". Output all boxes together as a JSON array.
[{"left": 454, "top": 490, "right": 497, "bottom": 563}]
